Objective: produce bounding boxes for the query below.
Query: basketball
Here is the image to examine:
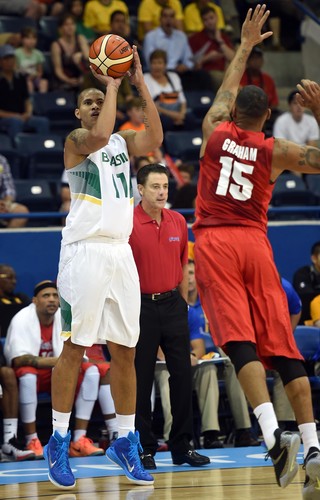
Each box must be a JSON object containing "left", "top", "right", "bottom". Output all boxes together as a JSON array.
[{"left": 89, "top": 34, "right": 133, "bottom": 78}]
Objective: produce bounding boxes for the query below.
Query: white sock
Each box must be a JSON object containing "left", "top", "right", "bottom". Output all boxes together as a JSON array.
[
  {"left": 26, "top": 432, "right": 37, "bottom": 444},
  {"left": 52, "top": 409, "right": 71, "bottom": 437},
  {"left": 3, "top": 418, "right": 18, "bottom": 443},
  {"left": 73, "top": 429, "right": 86, "bottom": 443},
  {"left": 105, "top": 417, "right": 118, "bottom": 437},
  {"left": 253, "top": 402, "right": 279, "bottom": 450},
  {"left": 116, "top": 413, "right": 135, "bottom": 437},
  {"left": 298, "top": 422, "right": 320, "bottom": 458},
  {"left": 99, "top": 384, "right": 116, "bottom": 415}
]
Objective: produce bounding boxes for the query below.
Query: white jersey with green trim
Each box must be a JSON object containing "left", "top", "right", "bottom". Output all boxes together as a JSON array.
[{"left": 62, "top": 133, "right": 133, "bottom": 244}]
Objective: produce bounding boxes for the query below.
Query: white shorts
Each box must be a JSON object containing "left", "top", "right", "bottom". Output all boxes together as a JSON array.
[{"left": 57, "top": 238, "right": 140, "bottom": 348}]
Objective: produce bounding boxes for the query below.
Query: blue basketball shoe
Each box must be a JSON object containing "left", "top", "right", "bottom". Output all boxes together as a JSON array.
[
  {"left": 106, "top": 431, "right": 154, "bottom": 485},
  {"left": 43, "top": 431, "right": 76, "bottom": 489}
]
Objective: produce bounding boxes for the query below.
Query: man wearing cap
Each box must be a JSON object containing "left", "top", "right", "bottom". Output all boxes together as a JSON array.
[
  {"left": 4, "top": 281, "right": 104, "bottom": 459},
  {"left": 0, "top": 44, "right": 50, "bottom": 140}
]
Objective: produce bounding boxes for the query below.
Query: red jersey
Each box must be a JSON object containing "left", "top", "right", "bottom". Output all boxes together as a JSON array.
[
  {"left": 193, "top": 121, "right": 275, "bottom": 234},
  {"left": 189, "top": 31, "right": 233, "bottom": 71}
]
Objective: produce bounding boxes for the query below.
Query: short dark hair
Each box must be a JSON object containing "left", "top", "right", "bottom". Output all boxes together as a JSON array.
[
  {"left": 149, "top": 49, "right": 167, "bottom": 64},
  {"left": 287, "top": 90, "right": 299, "bottom": 105},
  {"left": 311, "top": 241, "right": 320, "bottom": 256},
  {"left": 200, "top": 6, "right": 217, "bottom": 18},
  {"left": 110, "top": 10, "right": 126, "bottom": 24},
  {"left": 235, "top": 85, "right": 268, "bottom": 119},
  {"left": 137, "top": 164, "right": 169, "bottom": 186}
]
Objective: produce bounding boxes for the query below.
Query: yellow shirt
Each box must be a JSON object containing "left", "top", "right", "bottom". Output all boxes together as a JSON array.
[
  {"left": 184, "top": 2, "right": 225, "bottom": 33},
  {"left": 84, "top": 0, "right": 128, "bottom": 34},
  {"left": 310, "top": 295, "right": 320, "bottom": 323},
  {"left": 138, "top": 0, "right": 184, "bottom": 40}
]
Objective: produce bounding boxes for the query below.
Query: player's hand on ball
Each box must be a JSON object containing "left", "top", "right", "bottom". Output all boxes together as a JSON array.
[
  {"left": 127, "top": 46, "right": 144, "bottom": 87},
  {"left": 90, "top": 65, "right": 123, "bottom": 88}
]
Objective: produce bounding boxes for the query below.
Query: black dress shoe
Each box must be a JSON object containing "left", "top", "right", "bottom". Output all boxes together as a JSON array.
[
  {"left": 234, "top": 429, "right": 260, "bottom": 448},
  {"left": 171, "top": 449, "right": 210, "bottom": 466},
  {"left": 203, "top": 431, "right": 224, "bottom": 449},
  {"left": 140, "top": 453, "right": 157, "bottom": 469}
]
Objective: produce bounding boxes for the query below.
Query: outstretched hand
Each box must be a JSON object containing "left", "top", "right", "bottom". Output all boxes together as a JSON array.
[
  {"left": 241, "top": 4, "right": 273, "bottom": 48},
  {"left": 296, "top": 79, "right": 320, "bottom": 111}
]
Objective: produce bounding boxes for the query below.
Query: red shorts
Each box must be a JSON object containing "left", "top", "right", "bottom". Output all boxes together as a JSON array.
[{"left": 194, "top": 226, "right": 303, "bottom": 369}]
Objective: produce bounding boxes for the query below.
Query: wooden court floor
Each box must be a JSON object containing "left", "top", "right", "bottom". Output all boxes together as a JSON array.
[{"left": 0, "top": 466, "right": 306, "bottom": 500}]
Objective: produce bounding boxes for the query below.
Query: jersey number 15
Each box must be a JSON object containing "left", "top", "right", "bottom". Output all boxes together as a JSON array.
[{"left": 216, "top": 156, "right": 254, "bottom": 201}]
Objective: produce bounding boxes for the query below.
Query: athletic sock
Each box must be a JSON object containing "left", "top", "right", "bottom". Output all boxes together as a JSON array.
[{"left": 253, "top": 402, "right": 278, "bottom": 450}]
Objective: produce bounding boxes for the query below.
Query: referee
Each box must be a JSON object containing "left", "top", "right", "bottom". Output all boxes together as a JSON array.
[{"left": 129, "top": 163, "right": 209, "bottom": 469}]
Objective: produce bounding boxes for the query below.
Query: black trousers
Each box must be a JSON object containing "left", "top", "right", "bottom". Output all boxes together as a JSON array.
[{"left": 135, "top": 291, "right": 193, "bottom": 455}]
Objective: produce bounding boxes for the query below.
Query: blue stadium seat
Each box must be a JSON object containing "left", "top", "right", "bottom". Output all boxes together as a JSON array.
[
  {"left": 164, "top": 130, "right": 202, "bottom": 162},
  {"left": 305, "top": 174, "right": 320, "bottom": 203},
  {"left": 0, "top": 133, "right": 22, "bottom": 178},
  {"left": 32, "top": 91, "right": 77, "bottom": 136},
  {"left": 0, "top": 15, "right": 36, "bottom": 33},
  {"left": 14, "top": 179, "right": 56, "bottom": 212},
  {"left": 38, "top": 16, "right": 58, "bottom": 51},
  {"left": 184, "top": 90, "right": 215, "bottom": 119},
  {"left": 271, "top": 173, "right": 317, "bottom": 206},
  {"left": 14, "top": 133, "right": 64, "bottom": 179}
]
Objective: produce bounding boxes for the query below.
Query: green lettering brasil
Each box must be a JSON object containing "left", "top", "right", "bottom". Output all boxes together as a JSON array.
[{"left": 102, "top": 152, "right": 128, "bottom": 166}]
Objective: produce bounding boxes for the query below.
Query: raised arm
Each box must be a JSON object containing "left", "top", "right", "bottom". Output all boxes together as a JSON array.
[
  {"left": 119, "top": 46, "right": 163, "bottom": 156},
  {"left": 272, "top": 80, "right": 320, "bottom": 178},
  {"left": 201, "top": 4, "right": 272, "bottom": 150}
]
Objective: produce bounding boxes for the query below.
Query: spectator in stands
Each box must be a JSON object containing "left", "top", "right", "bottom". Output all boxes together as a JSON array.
[
  {"left": 177, "top": 163, "right": 194, "bottom": 185},
  {"left": 50, "top": 13, "right": 90, "bottom": 92},
  {"left": 38, "top": 0, "right": 64, "bottom": 17},
  {"left": 273, "top": 90, "right": 320, "bottom": 147},
  {"left": 110, "top": 10, "right": 136, "bottom": 47},
  {"left": 138, "top": 0, "right": 184, "bottom": 42},
  {"left": 0, "top": 264, "right": 31, "bottom": 338},
  {"left": 131, "top": 156, "right": 153, "bottom": 207},
  {"left": 83, "top": 0, "right": 129, "bottom": 37},
  {"left": 66, "top": 0, "right": 95, "bottom": 42},
  {"left": 4, "top": 280, "right": 103, "bottom": 458},
  {"left": 240, "top": 47, "right": 279, "bottom": 111},
  {"left": 143, "top": 7, "right": 194, "bottom": 74},
  {"left": 15, "top": 27, "right": 48, "bottom": 94},
  {"left": 310, "top": 295, "right": 320, "bottom": 328},
  {"left": 0, "top": 33, "right": 22, "bottom": 50},
  {"left": 293, "top": 241, "right": 320, "bottom": 325},
  {"left": 0, "top": 0, "right": 45, "bottom": 19},
  {"left": 184, "top": 0, "right": 225, "bottom": 35},
  {"left": 155, "top": 258, "right": 260, "bottom": 449},
  {"left": 143, "top": 49, "right": 195, "bottom": 132},
  {"left": 272, "top": 277, "right": 302, "bottom": 431},
  {"left": 0, "top": 154, "right": 29, "bottom": 229},
  {"left": 129, "top": 164, "right": 210, "bottom": 470},
  {"left": 0, "top": 343, "right": 35, "bottom": 461},
  {"left": 189, "top": 7, "right": 235, "bottom": 92},
  {"left": 0, "top": 45, "right": 50, "bottom": 140}
]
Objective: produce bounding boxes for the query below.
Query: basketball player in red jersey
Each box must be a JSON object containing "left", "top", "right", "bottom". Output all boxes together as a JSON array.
[{"left": 193, "top": 4, "right": 320, "bottom": 498}]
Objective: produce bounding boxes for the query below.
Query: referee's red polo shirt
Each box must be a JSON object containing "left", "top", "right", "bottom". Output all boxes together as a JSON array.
[{"left": 129, "top": 204, "right": 189, "bottom": 294}]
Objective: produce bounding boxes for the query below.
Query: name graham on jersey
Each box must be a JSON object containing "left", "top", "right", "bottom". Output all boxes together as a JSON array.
[{"left": 222, "top": 138, "right": 257, "bottom": 162}]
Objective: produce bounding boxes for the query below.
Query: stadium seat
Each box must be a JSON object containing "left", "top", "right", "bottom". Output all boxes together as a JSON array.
[
  {"left": 0, "top": 15, "right": 36, "bottom": 34},
  {"left": 14, "top": 133, "right": 64, "bottom": 179},
  {"left": 0, "top": 133, "right": 22, "bottom": 178},
  {"left": 271, "top": 173, "right": 317, "bottom": 206},
  {"left": 14, "top": 179, "right": 56, "bottom": 212},
  {"left": 305, "top": 174, "right": 320, "bottom": 203},
  {"left": 164, "top": 130, "right": 202, "bottom": 162},
  {"left": 32, "top": 91, "right": 77, "bottom": 136},
  {"left": 38, "top": 16, "right": 58, "bottom": 51},
  {"left": 185, "top": 90, "right": 215, "bottom": 119}
]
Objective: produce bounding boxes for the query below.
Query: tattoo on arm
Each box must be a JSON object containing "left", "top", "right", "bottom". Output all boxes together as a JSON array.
[
  {"left": 14, "top": 355, "right": 38, "bottom": 368},
  {"left": 208, "top": 90, "right": 234, "bottom": 122},
  {"left": 139, "top": 96, "right": 150, "bottom": 130},
  {"left": 298, "top": 147, "right": 320, "bottom": 170},
  {"left": 68, "top": 129, "right": 88, "bottom": 147}
]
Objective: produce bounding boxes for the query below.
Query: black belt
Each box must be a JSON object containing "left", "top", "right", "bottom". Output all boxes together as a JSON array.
[{"left": 141, "top": 288, "right": 178, "bottom": 301}]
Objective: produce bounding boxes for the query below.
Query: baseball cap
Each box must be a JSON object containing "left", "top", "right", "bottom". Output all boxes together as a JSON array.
[
  {"left": 33, "top": 280, "right": 57, "bottom": 297},
  {"left": 0, "top": 44, "right": 15, "bottom": 59}
]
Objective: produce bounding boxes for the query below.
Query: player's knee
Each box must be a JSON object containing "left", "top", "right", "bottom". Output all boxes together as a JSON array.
[
  {"left": 19, "top": 373, "right": 37, "bottom": 404},
  {"left": 224, "top": 341, "right": 259, "bottom": 374},
  {"left": 81, "top": 365, "right": 100, "bottom": 401},
  {"left": 271, "top": 356, "right": 307, "bottom": 386}
]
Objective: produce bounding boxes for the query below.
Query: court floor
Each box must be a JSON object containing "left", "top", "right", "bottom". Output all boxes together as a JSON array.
[{"left": 0, "top": 446, "right": 307, "bottom": 499}]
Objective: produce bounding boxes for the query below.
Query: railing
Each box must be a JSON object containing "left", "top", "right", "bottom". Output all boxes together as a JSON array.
[
  {"left": 1, "top": 206, "right": 320, "bottom": 222},
  {"left": 293, "top": 0, "right": 320, "bottom": 25}
]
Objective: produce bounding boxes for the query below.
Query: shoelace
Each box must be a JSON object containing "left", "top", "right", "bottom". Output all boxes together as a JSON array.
[
  {"left": 128, "top": 443, "right": 150, "bottom": 476},
  {"left": 54, "top": 440, "right": 72, "bottom": 475}
]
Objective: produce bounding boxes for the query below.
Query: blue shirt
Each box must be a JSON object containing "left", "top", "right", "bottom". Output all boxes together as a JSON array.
[
  {"left": 188, "top": 297, "right": 216, "bottom": 353},
  {"left": 281, "top": 277, "right": 302, "bottom": 315},
  {"left": 143, "top": 27, "right": 194, "bottom": 71}
]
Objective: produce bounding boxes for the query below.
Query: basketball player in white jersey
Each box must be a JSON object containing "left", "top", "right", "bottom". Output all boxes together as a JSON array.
[{"left": 44, "top": 45, "right": 163, "bottom": 490}]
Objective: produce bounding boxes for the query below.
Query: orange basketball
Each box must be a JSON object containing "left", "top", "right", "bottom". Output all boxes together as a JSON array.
[{"left": 89, "top": 34, "right": 133, "bottom": 78}]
